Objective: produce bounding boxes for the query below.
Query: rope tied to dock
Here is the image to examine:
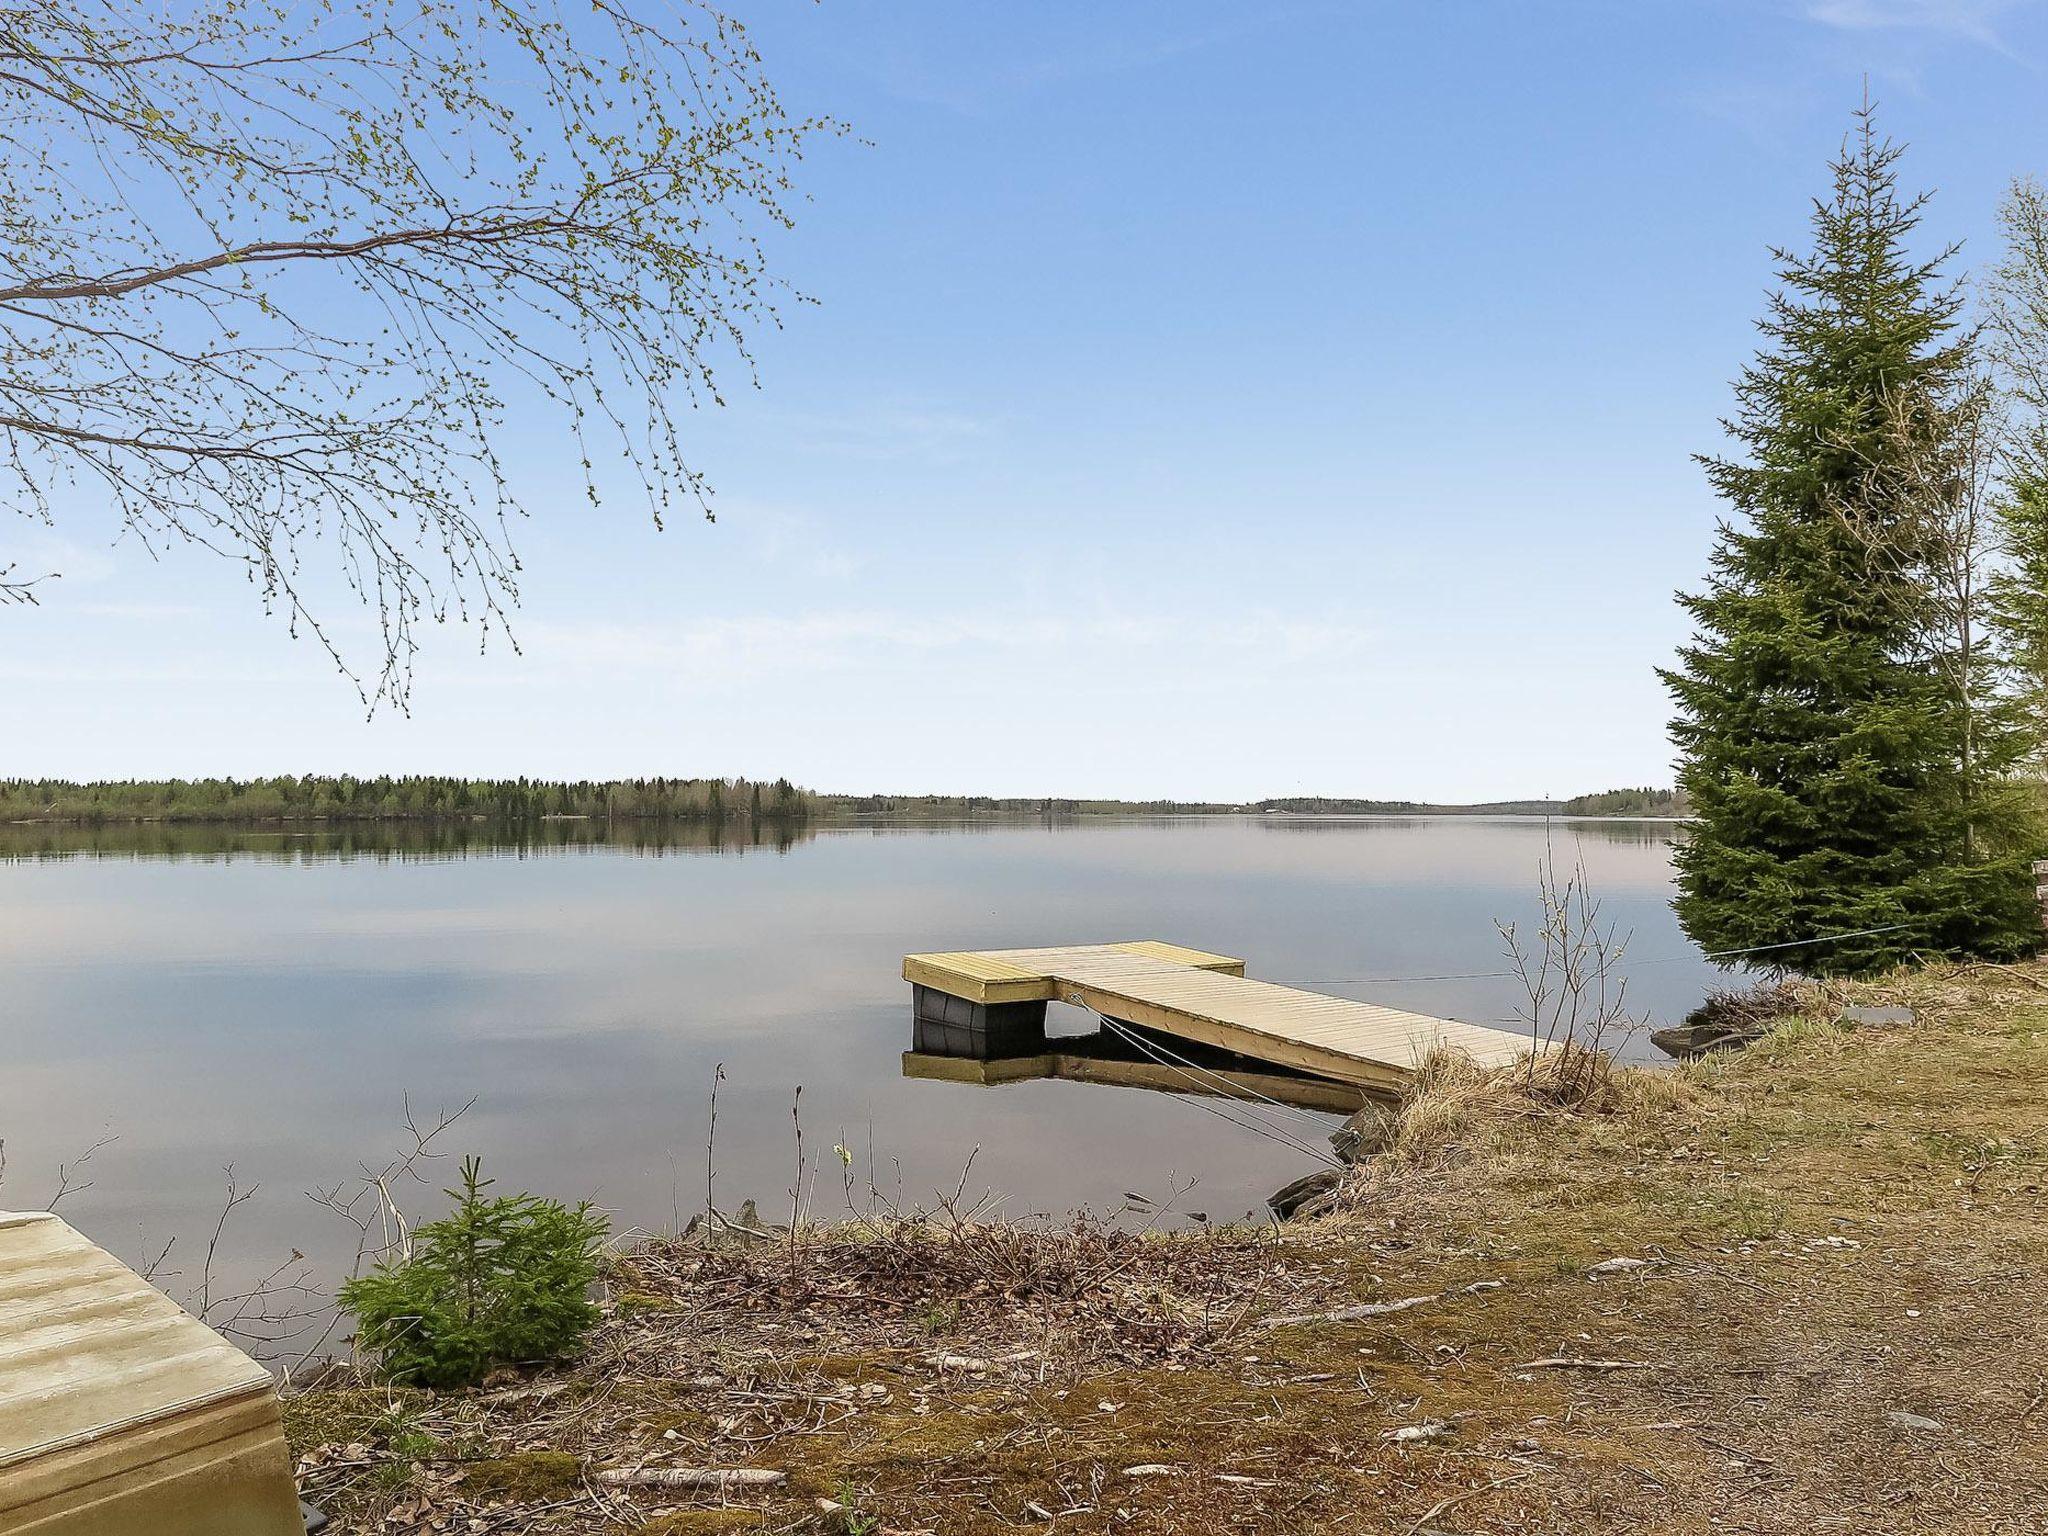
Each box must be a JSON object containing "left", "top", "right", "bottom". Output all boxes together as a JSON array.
[
  {"left": 1088, "top": 1010, "right": 1347, "bottom": 1169},
  {"left": 1087, "top": 1009, "right": 1336, "bottom": 1132}
]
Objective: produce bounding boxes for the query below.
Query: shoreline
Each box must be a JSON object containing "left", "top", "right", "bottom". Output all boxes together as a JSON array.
[
  {"left": 283, "top": 959, "right": 2048, "bottom": 1534},
  {"left": 3, "top": 809, "right": 1690, "bottom": 828}
]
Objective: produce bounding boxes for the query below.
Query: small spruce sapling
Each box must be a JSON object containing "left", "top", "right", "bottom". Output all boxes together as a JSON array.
[{"left": 338, "top": 1157, "right": 607, "bottom": 1388}]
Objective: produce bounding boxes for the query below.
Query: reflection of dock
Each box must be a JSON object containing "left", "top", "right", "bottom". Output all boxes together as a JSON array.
[
  {"left": 902, "top": 941, "right": 1526, "bottom": 1097},
  {"left": 902, "top": 1038, "right": 1369, "bottom": 1113}
]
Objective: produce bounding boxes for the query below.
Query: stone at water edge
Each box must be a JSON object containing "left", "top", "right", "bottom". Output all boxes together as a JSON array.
[
  {"left": 1650, "top": 1018, "right": 1762, "bottom": 1059},
  {"left": 1329, "top": 1101, "right": 1397, "bottom": 1163},
  {"left": 1267, "top": 1168, "right": 1342, "bottom": 1220},
  {"left": 1656, "top": 1001, "right": 1913, "bottom": 1056}
]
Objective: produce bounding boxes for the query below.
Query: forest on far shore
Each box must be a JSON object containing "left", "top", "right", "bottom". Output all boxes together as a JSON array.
[
  {"left": 0, "top": 776, "right": 815, "bottom": 824},
  {"left": 0, "top": 779, "right": 1688, "bottom": 825}
]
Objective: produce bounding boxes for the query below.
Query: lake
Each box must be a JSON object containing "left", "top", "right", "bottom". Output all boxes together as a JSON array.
[{"left": 0, "top": 814, "right": 1720, "bottom": 1333}]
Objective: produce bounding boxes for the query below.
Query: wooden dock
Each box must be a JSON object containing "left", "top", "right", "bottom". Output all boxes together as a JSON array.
[{"left": 902, "top": 941, "right": 1530, "bottom": 1097}]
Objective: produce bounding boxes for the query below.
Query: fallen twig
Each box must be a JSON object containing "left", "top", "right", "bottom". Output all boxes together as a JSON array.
[
  {"left": 592, "top": 1466, "right": 786, "bottom": 1490},
  {"left": 1972, "top": 961, "right": 2048, "bottom": 996},
  {"left": 1260, "top": 1295, "right": 1435, "bottom": 1328},
  {"left": 1403, "top": 1472, "right": 1532, "bottom": 1536},
  {"left": 926, "top": 1348, "right": 1039, "bottom": 1372},
  {"left": 1382, "top": 1419, "right": 1455, "bottom": 1444},
  {"left": 1585, "top": 1256, "right": 1659, "bottom": 1278}
]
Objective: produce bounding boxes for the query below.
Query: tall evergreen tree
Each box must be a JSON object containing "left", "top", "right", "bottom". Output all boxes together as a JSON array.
[{"left": 1662, "top": 107, "right": 2039, "bottom": 976}]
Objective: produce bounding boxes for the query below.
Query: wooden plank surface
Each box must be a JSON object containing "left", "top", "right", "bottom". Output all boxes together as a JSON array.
[
  {"left": 902, "top": 941, "right": 1243, "bottom": 1004},
  {"left": 903, "top": 941, "right": 1528, "bottom": 1093},
  {"left": 0, "top": 1212, "right": 276, "bottom": 1467}
]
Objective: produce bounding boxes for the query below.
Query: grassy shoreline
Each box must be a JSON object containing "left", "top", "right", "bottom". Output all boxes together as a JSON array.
[{"left": 284, "top": 960, "right": 2048, "bottom": 1534}]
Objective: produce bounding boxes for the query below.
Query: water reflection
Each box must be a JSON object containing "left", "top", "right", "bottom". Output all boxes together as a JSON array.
[
  {"left": 0, "top": 817, "right": 817, "bottom": 863},
  {"left": 902, "top": 1027, "right": 1369, "bottom": 1115},
  {"left": 1251, "top": 813, "right": 1684, "bottom": 847}
]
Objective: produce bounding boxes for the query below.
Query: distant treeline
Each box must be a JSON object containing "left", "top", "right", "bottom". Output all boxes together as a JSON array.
[
  {"left": 1252, "top": 796, "right": 1563, "bottom": 816},
  {"left": 2, "top": 778, "right": 1688, "bottom": 826},
  {"left": 0, "top": 776, "right": 815, "bottom": 825},
  {"left": 818, "top": 793, "right": 1242, "bottom": 817},
  {"left": 1557, "top": 786, "right": 1690, "bottom": 818},
  {"left": 1259, "top": 789, "right": 1689, "bottom": 817},
  {"left": 824, "top": 789, "right": 1690, "bottom": 818}
]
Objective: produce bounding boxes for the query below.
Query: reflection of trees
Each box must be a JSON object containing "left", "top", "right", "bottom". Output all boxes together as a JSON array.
[
  {"left": 0, "top": 818, "right": 819, "bottom": 865},
  {"left": 1253, "top": 815, "right": 1426, "bottom": 833},
  {"left": 0, "top": 813, "right": 1687, "bottom": 865},
  {"left": 1560, "top": 820, "right": 1684, "bottom": 848},
  {"left": 1253, "top": 815, "right": 1679, "bottom": 849}
]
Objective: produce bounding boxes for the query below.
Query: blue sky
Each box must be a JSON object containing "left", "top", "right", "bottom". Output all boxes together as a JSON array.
[{"left": 12, "top": 0, "right": 2048, "bottom": 799}]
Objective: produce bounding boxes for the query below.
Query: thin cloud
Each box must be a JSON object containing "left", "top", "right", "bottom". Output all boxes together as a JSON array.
[
  {"left": 1802, "top": 0, "right": 2025, "bottom": 47},
  {"left": 73, "top": 601, "right": 209, "bottom": 620},
  {"left": 525, "top": 607, "right": 1375, "bottom": 681},
  {"left": 769, "top": 403, "right": 1000, "bottom": 465},
  {"left": 723, "top": 503, "right": 869, "bottom": 585},
  {"left": 862, "top": 14, "right": 1271, "bottom": 117}
]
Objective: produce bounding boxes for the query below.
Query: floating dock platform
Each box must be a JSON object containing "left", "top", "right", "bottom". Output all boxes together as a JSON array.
[{"left": 902, "top": 941, "right": 1529, "bottom": 1098}]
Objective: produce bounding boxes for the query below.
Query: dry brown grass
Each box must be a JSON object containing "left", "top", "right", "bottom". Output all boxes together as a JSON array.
[{"left": 288, "top": 959, "right": 2048, "bottom": 1535}]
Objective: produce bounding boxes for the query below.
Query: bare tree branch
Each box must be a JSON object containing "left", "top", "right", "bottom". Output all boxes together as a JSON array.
[
  {"left": 44, "top": 1134, "right": 117, "bottom": 1209},
  {"left": 0, "top": 1, "right": 839, "bottom": 710},
  {"left": 0, "top": 562, "right": 53, "bottom": 605},
  {"left": 1827, "top": 378, "right": 2019, "bottom": 851},
  {"left": 1986, "top": 177, "right": 2048, "bottom": 420}
]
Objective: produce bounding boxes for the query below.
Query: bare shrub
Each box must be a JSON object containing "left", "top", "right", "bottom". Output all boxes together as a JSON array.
[
  {"left": 1322, "top": 851, "right": 1682, "bottom": 1219},
  {"left": 1495, "top": 842, "right": 1645, "bottom": 1105}
]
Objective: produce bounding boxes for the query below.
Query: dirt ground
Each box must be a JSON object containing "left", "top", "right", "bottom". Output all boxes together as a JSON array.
[{"left": 287, "top": 959, "right": 2048, "bottom": 1535}]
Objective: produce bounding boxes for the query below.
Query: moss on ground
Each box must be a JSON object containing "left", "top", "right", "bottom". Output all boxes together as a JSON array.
[
  {"left": 281, "top": 1385, "right": 431, "bottom": 1449},
  {"left": 628, "top": 1513, "right": 765, "bottom": 1534},
  {"left": 458, "top": 1450, "right": 585, "bottom": 1500}
]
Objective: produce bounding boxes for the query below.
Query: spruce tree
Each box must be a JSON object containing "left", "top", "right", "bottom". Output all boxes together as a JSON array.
[{"left": 1662, "top": 107, "right": 2039, "bottom": 976}]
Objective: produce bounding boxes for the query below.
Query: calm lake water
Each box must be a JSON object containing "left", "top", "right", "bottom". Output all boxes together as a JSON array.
[{"left": 0, "top": 815, "right": 1720, "bottom": 1318}]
